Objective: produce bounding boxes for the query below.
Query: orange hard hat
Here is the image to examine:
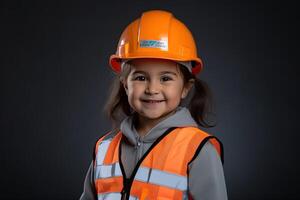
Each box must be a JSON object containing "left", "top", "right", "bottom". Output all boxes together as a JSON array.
[{"left": 109, "top": 10, "right": 203, "bottom": 74}]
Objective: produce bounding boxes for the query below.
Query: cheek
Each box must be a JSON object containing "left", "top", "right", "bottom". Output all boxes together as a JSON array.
[
  {"left": 164, "top": 87, "right": 184, "bottom": 103},
  {"left": 167, "top": 82, "right": 185, "bottom": 97},
  {"left": 127, "top": 83, "right": 144, "bottom": 99}
]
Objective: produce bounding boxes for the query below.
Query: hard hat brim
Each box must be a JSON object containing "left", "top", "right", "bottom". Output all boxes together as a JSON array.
[{"left": 109, "top": 54, "right": 203, "bottom": 75}]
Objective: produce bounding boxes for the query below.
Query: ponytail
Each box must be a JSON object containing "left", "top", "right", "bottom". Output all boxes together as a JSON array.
[
  {"left": 179, "top": 65, "right": 217, "bottom": 128},
  {"left": 188, "top": 78, "right": 216, "bottom": 128}
]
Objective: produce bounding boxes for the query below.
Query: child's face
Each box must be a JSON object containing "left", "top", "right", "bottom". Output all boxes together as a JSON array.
[{"left": 122, "top": 58, "right": 193, "bottom": 123}]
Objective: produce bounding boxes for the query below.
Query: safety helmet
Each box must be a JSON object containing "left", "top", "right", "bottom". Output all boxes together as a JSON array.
[{"left": 109, "top": 10, "right": 203, "bottom": 75}]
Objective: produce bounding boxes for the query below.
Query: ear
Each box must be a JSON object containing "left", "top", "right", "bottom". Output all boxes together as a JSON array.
[
  {"left": 181, "top": 79, "right": 195, "bottom": 99},
  {"left": 122, "top": 79, "right": 128, "bottom": 95}
]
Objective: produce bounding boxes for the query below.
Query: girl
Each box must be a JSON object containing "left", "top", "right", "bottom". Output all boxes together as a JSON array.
[{"left": 80, "top": 10, "right": 228, "bottom": 200}]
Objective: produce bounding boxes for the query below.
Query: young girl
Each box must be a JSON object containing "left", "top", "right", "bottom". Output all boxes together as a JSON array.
[{"left": 80, "top": 10, "right": 228, "bottom": 200}]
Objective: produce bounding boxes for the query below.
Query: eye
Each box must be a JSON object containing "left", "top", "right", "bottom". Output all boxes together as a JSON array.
[
  {"left": 133, "top": 75, "right": 146, "bottom": 81},
  {"left": 161, "top": 76, "right": 173, "bottom": 82}
]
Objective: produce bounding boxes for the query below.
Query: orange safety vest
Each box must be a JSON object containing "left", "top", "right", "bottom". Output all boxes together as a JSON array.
[{"left": 93, "top": 127, "right": 224, "bottom": 200}]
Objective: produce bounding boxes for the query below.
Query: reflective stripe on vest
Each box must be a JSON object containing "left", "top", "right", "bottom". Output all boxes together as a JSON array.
[
  {"left": 95, "top": 162, "right": 187, "bottom": 191},
  {"left": 135, "top": 166, "right": 187, "bottom": 191},
  {"left": 94, "top": 138, "right": 113, "bottom": 180},
  {"left": 95, "top": 162, "right": 122, "bottom": 179},
  {"left": 96, "top": 139, "right": 112, "bottom": 165}
]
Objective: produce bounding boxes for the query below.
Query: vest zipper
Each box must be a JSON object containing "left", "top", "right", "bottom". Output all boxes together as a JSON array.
[{"left": 137, "top": 137, "right": 143, "bottom": 162}]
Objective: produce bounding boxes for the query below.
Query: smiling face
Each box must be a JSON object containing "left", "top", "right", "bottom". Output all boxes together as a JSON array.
[{"left": 122, "top": 58, "right": 193, "bottom": 130}]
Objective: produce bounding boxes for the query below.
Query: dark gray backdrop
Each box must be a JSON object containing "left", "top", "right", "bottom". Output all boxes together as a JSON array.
[{"left": 1, "top": 0, "right": 299, "bottom": 199}]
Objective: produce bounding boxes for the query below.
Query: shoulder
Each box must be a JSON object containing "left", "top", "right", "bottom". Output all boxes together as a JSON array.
[
  {"left": 188, "top": 140, "right": 224, "bottom": 171},
  {"left": 95, "top": 128, "right": 120, "bottom": 144},
  {"left": 179, "top": 126, "right": 211, "bottom": 137},
  {"left": 197, "top": 141, "right": 220, "bottom": 162},
  {"left": 92, "top": 128, "right": 120, "bottom": 161},
  {"left": 180, "top": 127, "right": 224, "bottom": 165},
  {"left": 178, "top": 127, "right": 221, "bottom": 145}
]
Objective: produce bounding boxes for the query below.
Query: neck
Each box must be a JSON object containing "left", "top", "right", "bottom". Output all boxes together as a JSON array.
[{"left": 134, "top": 110, "right": 176, "bottom": 137}]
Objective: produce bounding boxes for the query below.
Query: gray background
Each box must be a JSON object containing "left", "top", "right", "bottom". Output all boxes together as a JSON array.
[{"left": 1, "top": 0, "right": 299, "bottom": 199}]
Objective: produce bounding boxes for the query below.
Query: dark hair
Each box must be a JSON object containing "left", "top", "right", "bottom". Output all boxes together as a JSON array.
[{"left": 104, "top": 62, "right": 216, "bottom": 129}]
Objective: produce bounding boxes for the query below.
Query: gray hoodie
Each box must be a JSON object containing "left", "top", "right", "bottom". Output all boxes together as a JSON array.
[{"left": 80, "top": 107, "right": 228, "bottom": 200}]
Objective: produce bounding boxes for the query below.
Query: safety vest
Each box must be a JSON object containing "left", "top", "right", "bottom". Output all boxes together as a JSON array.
[{"left": 93, "top": 127, "right": 224, "bottom": 200}]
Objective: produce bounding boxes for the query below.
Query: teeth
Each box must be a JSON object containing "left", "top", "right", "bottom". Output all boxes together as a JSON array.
[{"left": 144, "top": 100, "right": 163, "bottom": 103}]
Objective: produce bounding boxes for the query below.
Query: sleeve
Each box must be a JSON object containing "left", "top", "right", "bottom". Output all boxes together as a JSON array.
[
  {"left": 79, "top": 161, "right": 97, "bottom": 200},
  {"left": 188, "top": 140, "right": 228, "bottom": 200}
]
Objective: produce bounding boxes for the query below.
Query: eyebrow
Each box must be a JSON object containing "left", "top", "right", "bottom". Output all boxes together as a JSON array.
[{"left": 132, "top": 70, "right": 178, "bottom": 76}]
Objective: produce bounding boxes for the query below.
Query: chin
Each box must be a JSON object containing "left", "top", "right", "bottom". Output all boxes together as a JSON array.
[{"left": 140, "top": 111, "right": 164, "bottom": 120}]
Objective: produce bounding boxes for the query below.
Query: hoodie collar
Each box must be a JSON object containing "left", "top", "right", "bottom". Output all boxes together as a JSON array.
[{"left": 120, "top": 107, "right": 198, "bottom": 146}]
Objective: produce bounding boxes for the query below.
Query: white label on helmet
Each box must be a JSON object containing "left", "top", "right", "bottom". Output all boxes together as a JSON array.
[{"left": 139, "top": 40, "right": 168, "bottom": 50}]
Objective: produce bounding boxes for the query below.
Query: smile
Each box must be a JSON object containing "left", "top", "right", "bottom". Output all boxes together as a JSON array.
[{"left": 141, "top": 100, "right": 165, "bottom": 103}]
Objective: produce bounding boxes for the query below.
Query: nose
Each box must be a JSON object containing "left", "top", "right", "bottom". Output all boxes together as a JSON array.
[{"left": 145, "top": 80, "right": 160, "bottom": 95}]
